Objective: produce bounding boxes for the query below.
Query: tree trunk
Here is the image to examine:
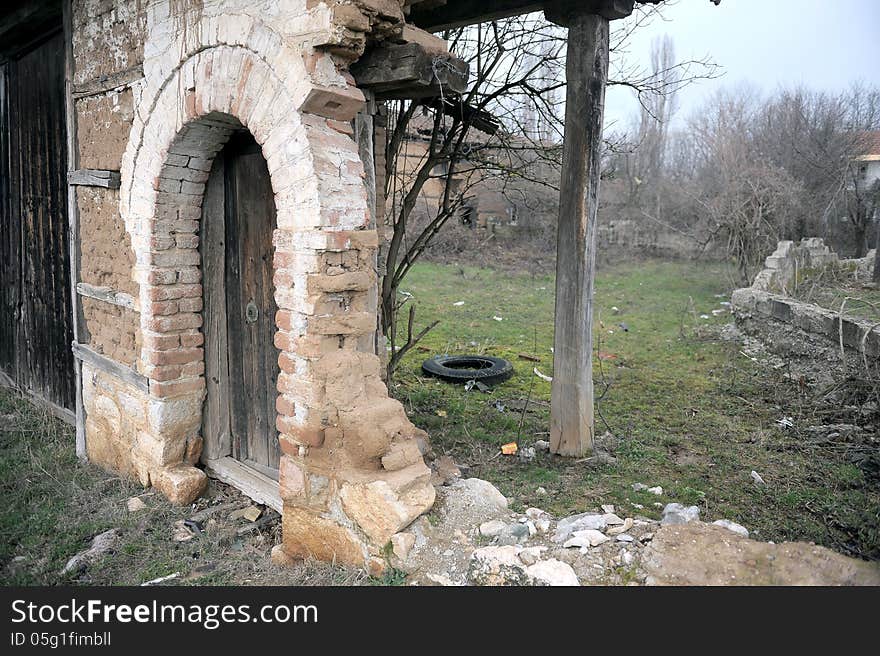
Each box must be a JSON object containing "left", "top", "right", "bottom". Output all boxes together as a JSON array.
[{"left": 854, "top": 223, "right": 867, "bottom": 258}]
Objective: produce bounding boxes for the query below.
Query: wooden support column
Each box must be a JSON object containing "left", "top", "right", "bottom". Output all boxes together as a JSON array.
[
  {"left": 549, "top": 11, "right": 610, "bottom": 456},
  {"left": 63, "top": 0, "right": 88, "bottom": 457}
]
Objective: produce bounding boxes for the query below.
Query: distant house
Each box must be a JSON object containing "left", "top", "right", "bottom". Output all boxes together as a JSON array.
[{"left": 854, "top": 130, "right": 880, "bottom": 190}]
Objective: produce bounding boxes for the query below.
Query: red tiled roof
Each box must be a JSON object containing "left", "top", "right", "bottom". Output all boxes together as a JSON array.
[{"left": 857, "top": 130, "right": 880, "bottom": 157}]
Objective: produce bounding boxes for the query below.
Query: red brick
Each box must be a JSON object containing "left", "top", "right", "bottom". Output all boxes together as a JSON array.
[
  {"left": 144, "top": 313, "right": 202, "bottom": 332},
  {"left": 178, "top": 297, "right": 203, "bottom": 312},
  {"left": 146, "top": 270, "right": 177, "bottom": 285},
  {"left": 144, "top": 347, "right": 203, "bottom": 365},
  {"left": 143, "top": 364, "right": 183, "bottom": 381},
  {"left": 181, "top": 361, "right": 205, "bottom": 377},
  {"left": 274, "top": 251, "right": 297, "bottom": 269},
  {"left": 276, "top": 394, "right": 296, "bottom": 417},
  {"left": 278, "top": 417, "right": 324, "bottom": 448},
  {"left": 276, "top": 309, "right": 294, "bottom": 331},
  {"left": 278, "top": 352, "right": 297, "bottom": 374},
  {"left": 146, "top": 283, "right": 201, "bottom": 301},
  {"left": 179, "top": 332, "right": 204, "bottom": 347},
  {"left": 274, "top": 330, "right": 295, "bottom": 351},
  {"left": 145, "top": 300, "right": 179, "bottom": 316},
  {"left": 152, "top": 377, "right": 206, "bottom": 398},
  {"left": 142, "top": 333, "right": 181, "bottom": 350},
  {"left": 273, "top": 269, "right": 295, "bottom": 288}
]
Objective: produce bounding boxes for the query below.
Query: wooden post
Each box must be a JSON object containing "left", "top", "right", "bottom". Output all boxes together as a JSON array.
[
  {"left": 549, "top": 11, "right": 610, "bottom": 456},
  {"left": 63, "top": 0, "right": 88, "bottom": 458}
]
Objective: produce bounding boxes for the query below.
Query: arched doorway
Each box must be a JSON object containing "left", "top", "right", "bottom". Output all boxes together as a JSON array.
[
  {"left": 119, "top": 42, "right": 436, "bottom": 566},
  {"left": 201, "top": 130, "right": 280, "bottom": 481}
]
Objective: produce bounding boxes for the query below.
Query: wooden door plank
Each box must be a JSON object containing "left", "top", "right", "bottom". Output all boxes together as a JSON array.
[
  {"left": 224, "top": 139, "right": 249, "bottom": 464},
  {"left": 231, "top": 143, "right": 278, "bottom": 470},
  {"left": 201, "top": 155, "right": 231, "bottom": 460},
  {"left": 4, "top": 31, "right": 74, "bottom": 410}
]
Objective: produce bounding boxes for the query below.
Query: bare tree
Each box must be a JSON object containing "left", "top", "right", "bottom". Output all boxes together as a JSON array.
[
  {"left": 618, "top": 35, "right": 681, "bottom": 215},
  {"left": 380, "top": 8, "right": 719, "bottom": 379}
]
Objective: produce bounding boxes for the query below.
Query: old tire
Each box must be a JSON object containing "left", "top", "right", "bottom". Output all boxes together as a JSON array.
[{"left": 421, "top": 355, "right": 514, "bottom": 386}]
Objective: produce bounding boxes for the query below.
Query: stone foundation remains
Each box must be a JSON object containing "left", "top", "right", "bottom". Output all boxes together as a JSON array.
[{"left": 732, "top": 239, "right": 879, "bottom": 386}]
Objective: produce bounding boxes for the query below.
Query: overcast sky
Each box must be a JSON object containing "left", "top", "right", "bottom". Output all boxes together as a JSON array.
[{"left": 603, "top": 0, "right": 880, "bottom": 131}]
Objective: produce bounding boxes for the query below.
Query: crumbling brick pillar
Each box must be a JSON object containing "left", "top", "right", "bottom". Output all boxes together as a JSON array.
[{"left": 115, "top": 1, "right": 433, "bottom": 570}]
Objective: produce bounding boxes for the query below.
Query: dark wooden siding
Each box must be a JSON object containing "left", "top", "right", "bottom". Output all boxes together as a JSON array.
[{"left": 0, "top": 29, "right": 75, "bottom": 412}]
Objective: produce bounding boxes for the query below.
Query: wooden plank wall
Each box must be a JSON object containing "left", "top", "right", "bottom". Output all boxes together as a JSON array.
[{"left": 0, "top": 30, "right": 75, "bottom": 413}]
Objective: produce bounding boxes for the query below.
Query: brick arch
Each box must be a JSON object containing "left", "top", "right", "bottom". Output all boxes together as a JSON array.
[{"left": 119, "top": 41, "right": 435, "bottom": 570}]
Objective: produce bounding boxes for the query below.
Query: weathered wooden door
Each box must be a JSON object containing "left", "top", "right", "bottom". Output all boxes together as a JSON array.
[
  {"left": 0, "top": 30, "right": 75, "bottom": 415},
  {"left": 201, "top": 131, "right": 280, "bottom": 478}
]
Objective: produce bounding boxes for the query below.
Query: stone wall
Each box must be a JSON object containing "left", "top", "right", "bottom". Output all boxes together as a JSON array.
[
  {"left": 595, "top": 218, "right": 707, "bottom": 259},
  {"left": 749, "top": 236, "right": 876, "bottom": 294},
  {"left": 72, "top": 0, "right": 435, "bottom": 572},
  {"left": 732, "top": 238, "right": 879, "bottom": 387},
  {"left": 731, "top": 288, "right": 880, "bottom": 385}
]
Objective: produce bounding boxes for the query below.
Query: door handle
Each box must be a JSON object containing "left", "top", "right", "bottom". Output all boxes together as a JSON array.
[{"left": 245, "top": 300, "right": 259, "bottom": 324}]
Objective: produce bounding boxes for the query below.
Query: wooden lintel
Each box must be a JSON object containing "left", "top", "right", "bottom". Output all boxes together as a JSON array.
[
  {"left": 546, "top": 0, "right": 637, "bottom": 24},
  {"left": 351, "top": 42, "right": 468, "bottom": 100},
  {"left": 71, "top": 342, "right": 149, "bottom": 393},
  {"left": 72, "top": 64, "right": 144, "bottom": 100},
  {"left": 68, "top": 169, "right": 121, "bottom": 189},
  {"left": 76, "top": 282, "right": 139, "bottom": 311}
]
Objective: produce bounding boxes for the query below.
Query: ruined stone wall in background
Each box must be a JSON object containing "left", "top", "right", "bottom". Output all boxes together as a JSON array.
[{"left": 732, "top": 239, "right": 879, "bottom": 388}]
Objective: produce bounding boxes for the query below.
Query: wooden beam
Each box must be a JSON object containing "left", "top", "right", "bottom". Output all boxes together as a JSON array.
[
  {"left": 0, "top": 1, "right": 62, "bottom": 64},
  {"left": 407, "top": 0, "right": 643, "bottom": 31},
  {"left": 76, "top": 282, "right": 138, "bottom": 311},
  {"left": 204, "top": 457, "right": 282, "bottom": 513},
  {"left": 351, "top": 42, "right": 468, "bottom": 100},
  {"left": 408, "top": 0, "right": 545, "bottom": 30},
  {"left": 68, "top": 168, "right": 121, "bottom": 188},
  {"left": 72, "top": 342, "right": 149, "bottom": 393},
  {"left": 0, "top": 368, "right": 76, "bottom": 425},
  {"left": 549, "top": 11, "right": 610, "bottom": 457},
  {"left": 72, "top": 63, "right": 144, "bottom": 99}
]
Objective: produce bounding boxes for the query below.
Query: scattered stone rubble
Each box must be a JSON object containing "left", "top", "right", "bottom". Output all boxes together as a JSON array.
[{"left": 386, "top": 472, "right": 880, "bottom": 586}]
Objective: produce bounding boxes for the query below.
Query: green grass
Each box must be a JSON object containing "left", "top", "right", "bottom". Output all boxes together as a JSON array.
[
  {"left": 0, "top": 393, "right": 364, "bottom": 585},
  {"left": 391, "top": 260, "right": 880, "bottom": 560}
]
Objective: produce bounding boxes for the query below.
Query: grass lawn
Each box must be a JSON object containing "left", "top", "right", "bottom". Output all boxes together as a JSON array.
[{"left": 392, "top": 259, "right": 879, "bottom": 560}]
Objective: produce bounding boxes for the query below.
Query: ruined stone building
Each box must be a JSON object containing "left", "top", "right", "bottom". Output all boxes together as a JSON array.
[{"left": 1, "top": 0, "right": 664, "bottom": 570}]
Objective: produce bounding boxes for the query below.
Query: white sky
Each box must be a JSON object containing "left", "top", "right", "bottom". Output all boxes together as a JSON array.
[{"left": 603, "top": 0, "right": 880, "bottom": 131}]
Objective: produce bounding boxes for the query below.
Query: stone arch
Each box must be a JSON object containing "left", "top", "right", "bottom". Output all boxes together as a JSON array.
[{"left": 119, "top": 36, "right": 434, "bottom": 569}]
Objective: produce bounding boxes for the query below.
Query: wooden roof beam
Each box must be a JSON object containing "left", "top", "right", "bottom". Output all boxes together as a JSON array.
[
  {"left": 351, "top": 41, "right": 469, "bottom": 100},
  {"left": 405, "top": 0, "right": 658, "bottom": 31}
]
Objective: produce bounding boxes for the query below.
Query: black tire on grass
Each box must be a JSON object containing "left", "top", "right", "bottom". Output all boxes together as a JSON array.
[{"left": 421, "top": 355, "right": 514, "bottom": 386}]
